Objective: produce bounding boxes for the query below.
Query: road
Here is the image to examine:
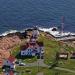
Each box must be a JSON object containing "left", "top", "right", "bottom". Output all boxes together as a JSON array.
[
  {"left": 36, "top": 72, "right": 44, "bottom": 75},
  {"left": 24, "top": 59, "right": 48, "bottom": 67},
  {"left": 18, "top": 59, "right": 75, "bottom": 74}
]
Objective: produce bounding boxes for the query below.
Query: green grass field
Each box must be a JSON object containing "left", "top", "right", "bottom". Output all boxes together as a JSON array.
[
  {"left": 11, "top": 42, "right": 37, "bottom": 63},
  {"left": 11, "top": 32, "right": 75, "bottom": 75},
  {"left": 38, "top": 32, "right": 75, "bottom": 70},
  {"left": 15, "top": 66, "right": 75, "bottom": 75}
]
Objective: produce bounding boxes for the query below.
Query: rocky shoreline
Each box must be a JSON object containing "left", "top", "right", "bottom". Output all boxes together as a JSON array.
[
  {"left": 0, "top": 29, "right": 29, "bottom": 67},
  {"left": 0, "top": 28, "right": 75, "bottom": 52},
  {"left": 0, "top": 28, "right": 36, "bottom": 51}
]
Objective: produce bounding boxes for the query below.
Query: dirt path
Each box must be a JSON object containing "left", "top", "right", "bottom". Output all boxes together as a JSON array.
[
  {"left": 55, "top": 67, "right": 75, "bottom": 73},
  {"left": 36, "top": 72, "right": 44, "bottom": 75},
  {"left": 24, "top": 59, "right": 48, "bottom": 67}
]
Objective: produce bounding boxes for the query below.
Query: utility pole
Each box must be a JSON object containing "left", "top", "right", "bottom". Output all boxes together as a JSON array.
[
  {"left": 38, "top": 61, "right": 39, "bottom": 72},
  {"left": 60, "top": 16, "right": 65, "bottom": 34}
]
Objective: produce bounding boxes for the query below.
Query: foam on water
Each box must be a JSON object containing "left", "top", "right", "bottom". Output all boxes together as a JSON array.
[
  {"left": 0, "top": 26, "right": 75, "bottom": 37},
  {"left": 38, "top": 27, "right": 75, "bottom": 37},
  {"left": 0, "top": 30, "right": 18, "bottom": 36}
]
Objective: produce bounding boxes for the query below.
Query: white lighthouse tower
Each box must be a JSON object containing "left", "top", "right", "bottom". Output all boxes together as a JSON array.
[
  {"left": 60, "top": 16, "right": 64, "bottom": 35},
  {"left": 32, "top": 26, "right": 39, "bottom": 38}
]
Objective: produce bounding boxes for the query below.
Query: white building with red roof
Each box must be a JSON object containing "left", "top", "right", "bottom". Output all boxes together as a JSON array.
[
  {"left": 3, "top": 70, "right": 15, "bottom": 75},
  {"left": 20, "top": 44, "right": 36, "bottom": 56},
  {"left": 3, "top": 55, "right": 16, "bottom": 70},
  {"left": 20, "top": 41, "right": 44, "bottom": 56}
]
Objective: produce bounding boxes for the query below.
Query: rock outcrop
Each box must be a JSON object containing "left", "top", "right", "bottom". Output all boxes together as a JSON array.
[{"left": 0, "top": 35, "right": 21, "bottom": 50}]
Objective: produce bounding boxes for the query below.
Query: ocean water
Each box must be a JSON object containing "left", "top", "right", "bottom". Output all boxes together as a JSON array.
[{"left": 0, "top": 0, "right": 75, "bottom": 34}]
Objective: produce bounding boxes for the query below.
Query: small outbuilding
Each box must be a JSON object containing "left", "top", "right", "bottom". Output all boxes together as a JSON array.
[
  {"left": 70, "top": 52, "right": 75, "bottom": 59},
  {"left": 56, "top": 52, "right": 68, "bottom": 60},
  {"left": 2, "top": 55, "right": 16, "bottom": 70}
]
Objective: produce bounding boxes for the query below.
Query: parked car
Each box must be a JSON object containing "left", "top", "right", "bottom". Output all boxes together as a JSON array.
[
  {"left": 15, "top": 61, "right": 19, "bottom": 64},
  {"left": 19, "top": 63, "right": 26, "bottom": 66}
]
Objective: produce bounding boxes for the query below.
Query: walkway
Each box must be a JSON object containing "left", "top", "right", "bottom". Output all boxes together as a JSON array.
[
  {"left": 25, "top": 59, "right": 48, "bottom": 67},
  {"left": 55, "top": 67, "right": 75, "bottom": 74},
  {"left": 36, "top": 72, "right": 44, "bottom": 75},
  {"left": 18, "top": 59, "right": 75, "bottom": 74}
]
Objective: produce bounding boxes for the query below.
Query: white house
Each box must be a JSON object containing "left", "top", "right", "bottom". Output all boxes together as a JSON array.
[
  {"left": 20, "top": 43, "right": 37, "bottom": 56},
  {"left": 21, "top": 47, "right": 36, "bottom": 56},
  {"left": 20, "top": 41, "right": 44, "bottom": 56},
  {"left": 3, "top": 55, "right": 15, "bottom": 70},
  {"left": 56, "top": 52, "right": 68, "bottom": 59}
]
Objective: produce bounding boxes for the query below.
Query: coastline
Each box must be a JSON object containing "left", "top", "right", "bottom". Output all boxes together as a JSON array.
[
  {"left": 0, "top": 29, "right": 29, "bottom": 68},
  {"left": 0, "top": 28, "right": 36, "bottom": 51},
  {"left": 0, "top": 27, "right": 75, "bottom": 49},
  {"left": 0, "top": 27, "right": 75, "bottom": 52},
  {"left": 0, "top": 27, "right": 75, "bottom": 74}
]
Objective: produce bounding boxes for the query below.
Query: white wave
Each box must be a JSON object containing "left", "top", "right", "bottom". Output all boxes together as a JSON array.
[
  {"left": 0, "top": 27, "right": 30, "bottom": 37},
  {"left": 0, "top": 28, "right": 28, "bottom": 37},
  {"left": 38, "top": 26, "right": 58, "bottom": 33},
  {"left": 0, "top": 26, "right": 75, "bottom": 38},
  {"left": 1, "top": 30, "right": 18, "bottom": 36},
  {"left": 38, "top": 27, "right": 75, "bottom": 37}
]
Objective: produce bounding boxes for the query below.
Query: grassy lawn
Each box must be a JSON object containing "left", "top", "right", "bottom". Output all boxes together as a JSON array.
[
  {"left": 22, "top": 56, "right": 37, "bottom": 63},
  {"left": 58, "top": 59, "right": 75, "bottom": 70},
  {"left": 11, "top": 41, "right": 37, "bottom": 63},
  {"left": 0, "top": 68, "right": 3, "bottom": 74},
  {"left": 11, "top": 33, "right": 75, "bottom": 74},
  {"left": 53, "top": 69, "right": 75, "bottom": 75},
  {"left": 38, "top": 33, "right": 60, "bottom": 64},
  {"left": 38, "top": 32, "right": 75, "bottom": 70},
  {"left": 11, "top": 32, "right": 75, "bottom": 74},
  {"left": 15, "top": 66, "right": 56, "bottom": 75},
  {"left": 15, "top": 67, "right": 38, "bottom": 75},
  {"left": 44, "top": 68, "right": 75, "bottom": 75},
  {"left": 15, "top": 66, "right": 75, "bottom": 75},
  {"left": 11, "top": 45, "right": 20, "bottom": 56}
]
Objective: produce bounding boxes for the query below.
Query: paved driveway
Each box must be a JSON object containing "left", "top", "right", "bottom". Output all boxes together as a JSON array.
[
  {"left": 36, "top": 72, "right": 44, "bottom": 75},
  {"left": 24, "top": 59, "right": 48, "bottom": 67}
]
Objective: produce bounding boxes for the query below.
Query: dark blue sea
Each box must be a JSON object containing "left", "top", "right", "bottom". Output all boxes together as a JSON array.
[{"left": 0, "top": 0, "right": 75, "bottom": 34}]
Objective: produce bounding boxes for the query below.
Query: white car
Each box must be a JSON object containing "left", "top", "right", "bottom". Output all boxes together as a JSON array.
[{"left": 19, "top": 63, "right": 26, "bottom": 66}]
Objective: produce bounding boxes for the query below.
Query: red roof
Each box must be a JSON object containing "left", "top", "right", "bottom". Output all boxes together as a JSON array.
[
  {"left": 20, "top": 44, "right": 29, "bottom": 51},
  {"left": 29, "top": 42, "right": 36, "bottom": 46},
  {"left": 21, "top": 42, "right": 37, "bottom": 51},
  {"left": 9, "top": 71, "right": 14, "bottom": 75},
  {"left": 8, "top": 55, "right": 15, "bottom": 63}
]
